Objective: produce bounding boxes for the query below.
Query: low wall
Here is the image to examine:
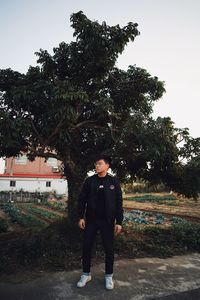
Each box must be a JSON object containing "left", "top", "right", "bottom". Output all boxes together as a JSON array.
[{"left": 0, "top": 191, "right": 66, "bottom": 203}]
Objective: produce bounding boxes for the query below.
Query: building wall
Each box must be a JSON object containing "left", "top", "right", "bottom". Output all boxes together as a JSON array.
[
  {"left": 0, "top": 158, "right": 5, "bottom": 174},
  {"left": 0, "top": 154, "right": 68, "bottom": 195},
  {"left": 5, "top": 156, "right": 62, "bottom": 175},
  {"left": 0, "top": 177, "right": 68, "bottom": 194}
]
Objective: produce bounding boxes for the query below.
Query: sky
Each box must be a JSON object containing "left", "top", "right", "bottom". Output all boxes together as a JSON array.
[{"left": 0, "top": 0, "right": 199, "bottom": 172}]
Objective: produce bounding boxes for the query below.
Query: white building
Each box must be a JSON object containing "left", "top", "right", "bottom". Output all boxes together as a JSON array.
[{"left": 0, "top": 155, "right": 68, "bottom": 195}]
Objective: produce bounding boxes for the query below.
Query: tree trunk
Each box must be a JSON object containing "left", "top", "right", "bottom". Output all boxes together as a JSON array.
[{"left": 64, "top": 165, "right": 87, "bottom": 224}]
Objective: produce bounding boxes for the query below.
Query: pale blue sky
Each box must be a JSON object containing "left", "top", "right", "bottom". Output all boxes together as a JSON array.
[{"left": 0, "top": 0, "right": 199, "bottom": 172}]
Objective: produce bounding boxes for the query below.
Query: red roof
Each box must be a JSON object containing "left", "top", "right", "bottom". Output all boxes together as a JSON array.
[{"left": 0, "top": 173, "right": 64, "bottom": 179}]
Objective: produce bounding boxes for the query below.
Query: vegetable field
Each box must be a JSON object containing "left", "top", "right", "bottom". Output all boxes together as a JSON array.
[
  {"left": 0, "top": 193, "right": 199, "bottom": 276},
  {"left": 123, "top": 193, "right": 200, "bottom": 226},
  {"left": 0, "top": 192, "right": 199, "bottom": 235},
  {"left": 0, "top": 201, "right": 67, "bottom": 234}
]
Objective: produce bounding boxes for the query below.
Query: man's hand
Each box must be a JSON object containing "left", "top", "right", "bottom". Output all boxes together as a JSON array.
[
  {"left": 115, "top": 224, "right": 122, "bottom": 234},
  {"left": 78, "top": 218, "right": 85, "bottom": 230}
]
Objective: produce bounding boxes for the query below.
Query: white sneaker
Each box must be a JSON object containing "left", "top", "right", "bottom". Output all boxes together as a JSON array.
[
  {"left": 105, "top": 276, "right": 114, "bottom": 290},
  {"left": 77, "top": 274, "right": 92, "bottom": 288}
]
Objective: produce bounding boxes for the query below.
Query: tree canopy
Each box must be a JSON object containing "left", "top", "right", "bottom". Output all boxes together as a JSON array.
[{"left": 0, "top": 11, "right": 199, "bottom": 221}]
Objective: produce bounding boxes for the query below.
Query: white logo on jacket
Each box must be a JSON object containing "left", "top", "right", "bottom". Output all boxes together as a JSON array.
[{"left": 109, "top": 185, "right": 115, "bottom": 190}]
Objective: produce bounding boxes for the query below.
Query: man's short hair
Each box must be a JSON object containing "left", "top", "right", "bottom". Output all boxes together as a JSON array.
[{"left": 94, "top": 155, "right": 111, "bottom": 165}]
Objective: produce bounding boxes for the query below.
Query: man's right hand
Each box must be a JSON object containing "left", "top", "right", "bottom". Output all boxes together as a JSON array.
[{"left": 78, "top": 218, "right": 85, "bottom": 229}]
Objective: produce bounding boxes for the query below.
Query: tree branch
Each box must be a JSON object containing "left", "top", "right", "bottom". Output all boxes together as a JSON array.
[
  {"left": 44, "top": 112, "right": 67, "bottom": 145},
  {"left": 27, "top": 148, "right": 62, "bottom": 161},
  {"left": 27, "top": 107, "right": 44, "bottom": 145},
  {"left": 69, "top": 120, "right": 97, "bottom": 131}
]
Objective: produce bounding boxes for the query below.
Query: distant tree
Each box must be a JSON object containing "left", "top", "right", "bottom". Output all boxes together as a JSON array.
[{"left": 0, "top": 11, "right": 199, "bottom": 222}]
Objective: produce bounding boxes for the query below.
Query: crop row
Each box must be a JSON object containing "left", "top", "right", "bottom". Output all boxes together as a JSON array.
[
  {"left": 40, "top": 200, "right": 66, "bottom": 211},
  {"left": 0, "top": 202, "right": 46, "bottom": 228},
  {"left": 19, "top": 203, "right": 62, "bottom": 220},
  {"left": 123, "top": 209, "right": 185, "bottom": 225},
  {"left": 125, "top": 194, "right": 176, "bottom": 203}
]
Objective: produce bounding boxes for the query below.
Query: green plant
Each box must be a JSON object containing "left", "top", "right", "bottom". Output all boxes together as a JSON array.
[
  {"left": 143, "top": 221, "right": 200, "bottom": 253},
  {"left": 40, "top": 201, "right": 66, "bottom": 211},
  {"left": 0, "top": 218, "right": 8, "bottom": 232},
  {"left": 125, "top": 194, "right": 177, "bottom": 203},
  {"left": 1, "top": 202, "right": 46, "bottom": 229},
  {"left": 172, "top": 220, "right": 200, "bottom": 250},
  {"left": 20, "top": 203, "right": 62, "bottom": 220}
]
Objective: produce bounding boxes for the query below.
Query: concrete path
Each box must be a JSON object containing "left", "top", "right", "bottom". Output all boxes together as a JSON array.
[{"left": 0, "top": 253, "right": 200, "bottom": 300}]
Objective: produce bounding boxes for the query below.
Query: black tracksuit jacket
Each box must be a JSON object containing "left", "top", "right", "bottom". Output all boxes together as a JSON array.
[{"left": 77, "top": 173, "right": 123, "bottom": 225}]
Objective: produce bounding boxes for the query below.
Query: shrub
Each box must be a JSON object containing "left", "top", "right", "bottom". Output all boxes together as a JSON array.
[
  {"left": 122, "top": 182, "right": 169, "bottom": 193},
  {"left": 143, "top": 221, "right": 200, "bottom": 253},
  {"left": 172, "top": 220, "right": 200, "bottom": 250}
]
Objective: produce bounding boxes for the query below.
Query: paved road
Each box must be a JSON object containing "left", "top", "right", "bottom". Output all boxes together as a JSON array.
[{"left": 0, "top": 253, "right": 200, "bottom": 300}]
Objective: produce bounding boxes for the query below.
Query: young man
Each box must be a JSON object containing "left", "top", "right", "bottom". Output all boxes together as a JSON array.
[{"left": 77, "top": 155, "right": 123, "bottom": 290}]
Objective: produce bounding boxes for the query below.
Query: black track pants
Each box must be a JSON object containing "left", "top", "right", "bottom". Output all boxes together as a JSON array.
[{"left": 82, "top": 219, "right": 115, "bottom": 274}]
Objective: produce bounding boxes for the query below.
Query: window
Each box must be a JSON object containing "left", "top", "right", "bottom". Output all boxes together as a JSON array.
[
  {"left": 10, "top": 180, "right": 16, "bottom": 187},
  {"left": 15, "top": 154, "right": 27, "bottom": 165},
  {"left": 47, "top": 157, "right": 57, "bottom": 167},
  {"left": 46, "top": 181, "right": 51, "bottom": 187}
]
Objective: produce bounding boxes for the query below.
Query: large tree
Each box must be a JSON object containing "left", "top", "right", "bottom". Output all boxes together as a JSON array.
[{"left": 0, "top": 11, "right": 199, "bottom": 222}]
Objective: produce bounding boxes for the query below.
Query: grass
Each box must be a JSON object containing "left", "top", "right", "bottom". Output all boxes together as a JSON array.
[
  {"left": 0, "top": 216, "right": 199, "bottom": 275},
  {"left": 89, "top": 218, "right": 200, "bottom": 259},
  {"left": 0, "top": 195, "right": 199, "bottom": 276}
]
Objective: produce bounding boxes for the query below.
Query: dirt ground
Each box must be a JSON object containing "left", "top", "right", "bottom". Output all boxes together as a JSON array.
[
  {"left": 1, "top": 194, "right": 199, "bottom": 236},
  {"left": 123, "top": 194, "right": 200, "bottom": 223},
  {"left": 31, "top": 203, "right": 67, "bottom": 218},
  {"left": 0, "top": 208, "right": 24, "bottom": 232}
]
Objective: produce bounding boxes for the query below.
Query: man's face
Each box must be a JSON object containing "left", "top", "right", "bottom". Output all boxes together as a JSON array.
[{"left": 94, "top": 159, "right": 109, "bottom": 174}]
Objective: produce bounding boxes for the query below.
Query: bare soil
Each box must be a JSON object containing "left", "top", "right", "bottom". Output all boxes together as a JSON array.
[
  {"left": 31, "top": 203, "right": 67, "bottom": 218},
  {"left": 15, "top": 204, "right": 56, "bottom": 224},
  {"left": 0, "top": 203, "right": 67, "bottom": 236},
  {"left": 123, "top": 194, "right": 200, "bottom": 223},
  {"left": 0, "top": 209, "right": 24, "bottom": 232}
]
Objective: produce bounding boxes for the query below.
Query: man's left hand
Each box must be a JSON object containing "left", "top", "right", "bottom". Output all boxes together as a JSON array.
[{"left": 115, "top": 224, "right": 122, "bottom": 234}]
